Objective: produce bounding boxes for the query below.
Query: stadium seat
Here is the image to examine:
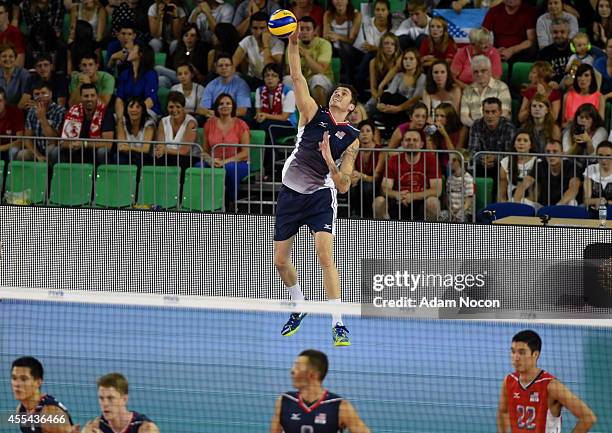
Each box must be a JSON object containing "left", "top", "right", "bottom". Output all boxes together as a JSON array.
[
  {"left": 248, "top": 130, "right": 265, "bottom": 176},
  {"left": 137, "top": 165, "right": 181, "bottom": 209},
  {"left": 389, "top": 0, "right": 405, "bottom": 13},
  {"left": 511, "top": 62, "right": 533, "bottom": 91},
  {"left": 474, "top": 177, "right": 494, "bottom": 213},
  {"left": 94, "top": 164, "right": 138, "bottom": 208},
  {"left": 155, "top": 52, "right": 167, "bottom": 67},
  {"left": 501, "top": 62, "right": 509, "bottom": 82},
  {"left": 4, "top": 161, "right": 48, "bottom": 205},
  {"left": 331, "top": 58, "right": 340, "bottom": 84},
  {"left": 606, "top": 102, "right": 612, "bottom": 130},
  {"left": 158, "top": 87, "right": 170, "bottom": 114},
  {"left": 537, "top": 205, "right": 589, "bottom": 219},
  {"left": 0, "top": 159, "right": 4, "bottom": 193},
  {"left": 481, "top": 202, "right": 535, "bottom": 221},
  {"left": 181, "top": 167, "right": 225, "bottom": 211},
  {"left": 49, "top": 163, "right": 94, "bottom": 206},
  {"left": 62, "top": 13, "right": 71, "bottom": 41}
]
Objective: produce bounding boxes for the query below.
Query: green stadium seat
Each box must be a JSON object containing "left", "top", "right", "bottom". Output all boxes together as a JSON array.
[
  {"left": 474, "top": 177, "right": 494, "bottom": 213},
  {"left": 511, "top": 62, "right": 533, "bottom": 91},
  {"left": 389, "top": 0, "right": 405, "bottom": 13},
  {"left": 501, "top": 62, "right": 509, "bottom": 82},
  {"left": 62, "top": 13, "right": 71, "bottom": 41},
  {"left": 606, "top": 102, "right": 612, "bottom": 131},
  {"left": 4, "top": 161, "right": 48, "bottom": 205},
  {"left": 155, "top": 52, "right": 167, "bottom": 67},
  {"left": 49, "top": 163, "right": 94, "bottom": 206},
  {"left": 158, "top": 87, "right": 170, "bottom": 114},
  {"left": 331, "top": 57, "right": 340, "bottom": 84},
  {"left": 181, "top": 167, "right": 225, "bottom": 211},
  {"left": 0, "top": 159, "right": 4, "bottom": 194},
  {"left": 248, "top": 130, "right": 266, "bottom": 176},
  {"left": 137, "top": 165, "right": 181, "bottom": 209},
  {"left": 94, "top": 164, "right": 138, "bottom": 208}
]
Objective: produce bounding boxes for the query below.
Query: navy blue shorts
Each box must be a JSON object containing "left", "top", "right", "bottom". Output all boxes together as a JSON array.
[{"left": 274, "top": 185, "right": 337, "bottom": 241}]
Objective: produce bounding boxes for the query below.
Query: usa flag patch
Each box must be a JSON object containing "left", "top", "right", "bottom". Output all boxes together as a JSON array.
[
  {"left": 314, "top": 413, "right": 327, "bottom": 424},
  {"left": 335, "top": 131, "right": 346, "bottom": 140}
]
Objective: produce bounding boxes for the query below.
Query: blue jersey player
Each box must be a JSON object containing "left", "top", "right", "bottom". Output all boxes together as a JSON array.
[
  {"left": 81, "top": 373, "right": 158, "bottom": 433},
  {"left": 274, "top": 19, "right": 361, "bottom": 347},
  {"left": 11, "top": 356, "right": 76, "bottom": 433},
  {"left": 270, "top": 349, "right": 370, "bottom": 433}
]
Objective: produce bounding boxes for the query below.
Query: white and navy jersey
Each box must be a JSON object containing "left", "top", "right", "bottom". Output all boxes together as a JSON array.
[
  {"left": 282, "top": 107, "right": 359, "bottom": 194},
  {"left": 17, "top": 394, "right": 73, "bottom": 433},
  {"left": 280, "top": 390, "right": 343, "bottom": 433},
  {"left": 99, "top": 411, "right": 151, "bottom": 433}
]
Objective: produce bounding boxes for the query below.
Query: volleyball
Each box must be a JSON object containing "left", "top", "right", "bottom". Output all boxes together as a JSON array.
[{"left": 268, "top": 9, "right": 297, "bottom": 38}]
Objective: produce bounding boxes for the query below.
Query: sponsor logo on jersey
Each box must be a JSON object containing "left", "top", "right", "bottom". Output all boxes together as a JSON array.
[
  {"left": 314, "top": 413, "right": 327, "bottom": 424},
  {"left": 514, "top": 393, "right": 521, "bottom": 399},
  {"left": 318, "top": 122, "right": 328, "bottom": 128},
  {"left": 291, "top": 413, "right": 301, "bottom": 421}
]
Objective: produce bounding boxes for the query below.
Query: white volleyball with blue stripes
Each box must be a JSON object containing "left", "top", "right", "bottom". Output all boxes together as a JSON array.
[{"left": 268, "top": 9, "right": 297, "bottom": 38}]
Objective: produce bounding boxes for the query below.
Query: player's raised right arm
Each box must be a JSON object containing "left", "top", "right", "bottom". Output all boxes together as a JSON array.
[
  {"left": 496, "top": 379, "right": 510, "bottom": 433},
  {"left": 287, "top": 29, "right": 317, "bottom": 125},
  {"left": 269, "top": 396, "right": 283, "bottom": 433}
]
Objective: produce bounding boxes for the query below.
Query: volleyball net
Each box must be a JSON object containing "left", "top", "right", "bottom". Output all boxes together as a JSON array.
[{"left": 1, "top": 287, "right": 611, "bottom": 433}]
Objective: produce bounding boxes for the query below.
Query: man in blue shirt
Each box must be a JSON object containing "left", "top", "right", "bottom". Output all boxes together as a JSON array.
[{"left": 197, "top": 53, "right": 251, "bottom": 118}]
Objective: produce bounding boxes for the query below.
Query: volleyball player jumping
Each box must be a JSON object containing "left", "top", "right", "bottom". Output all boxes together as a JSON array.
[{"left": 273, "top": 24, "right": 360, "bottom": 346}]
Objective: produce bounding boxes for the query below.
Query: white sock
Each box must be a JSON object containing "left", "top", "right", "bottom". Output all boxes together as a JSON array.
[
  {"left": 328, "top": 298, "right": 343, "bottom": 326},
  {"left": 287, "top": 283, "right": 305, "bottom": 301}
]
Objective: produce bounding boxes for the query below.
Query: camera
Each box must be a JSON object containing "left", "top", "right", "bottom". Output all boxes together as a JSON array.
[
  {"left": 574, "top": 125, "right": 585, "bottom": 135},
  {"left": 424, "top": 124, "right": 437, "bottom": 136}
]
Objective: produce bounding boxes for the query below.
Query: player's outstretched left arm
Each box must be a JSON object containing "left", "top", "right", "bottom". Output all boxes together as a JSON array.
[
  {"left": 320, "top": 134, "right": 359, "bottom": 194},
  {"left": 548, "top": 380, "right": 597, "bottom": 433},
  {"left": 339, "top": 400, "right": 371, "bottom": 433}
]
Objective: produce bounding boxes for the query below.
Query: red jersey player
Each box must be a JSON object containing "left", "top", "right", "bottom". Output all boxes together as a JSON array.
[{"left": 497, "top": 330, "right": 597, "bottom": 433}]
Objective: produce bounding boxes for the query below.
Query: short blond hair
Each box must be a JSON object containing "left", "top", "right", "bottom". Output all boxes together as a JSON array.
[
  {"left": 97, "top": 373, "right": 129, "bottom": 395},
  {"left": 469, "top": 27, "right": 493, "bottom": 46}
]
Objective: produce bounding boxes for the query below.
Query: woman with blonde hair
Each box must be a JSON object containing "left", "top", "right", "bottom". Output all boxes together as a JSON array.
[
  {"left": 450, "top": 27, "right": 502, "bottom": 88},
  {"left": 418, "top": 16, "right": 457, "bottom": 68},
  {"left": 367, "top": 32, "right": 402, "bottom": 109},
  {"left": 517, "top": 61, "right": 562, "bottom": 123}
]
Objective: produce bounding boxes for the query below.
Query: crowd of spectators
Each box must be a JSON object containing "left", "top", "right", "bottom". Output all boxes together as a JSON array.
[{"left": 0, "top": 0, "right": 610, "bottom": 220}]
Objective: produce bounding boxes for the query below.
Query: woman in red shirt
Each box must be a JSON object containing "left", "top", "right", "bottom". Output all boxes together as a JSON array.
[
  {"left": 418, "top": 16, "right": 457, "bottom": 69},
  {"left": 201, "top": 93, "right": 250, "bottom": 203},
  {"left": 350, "top": 120, "right": 381, "bottom": 218}
]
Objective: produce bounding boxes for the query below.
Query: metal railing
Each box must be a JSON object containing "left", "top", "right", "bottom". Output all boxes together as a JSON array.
[
  {"left": 6, "top": 134, "right": 610, "bottom": 226},
  {"left": 1, "top": 136, "right": 470, "bottom": 220},
  {"left": 471, "top": 151, "right": 612, "bottom": 223}
]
